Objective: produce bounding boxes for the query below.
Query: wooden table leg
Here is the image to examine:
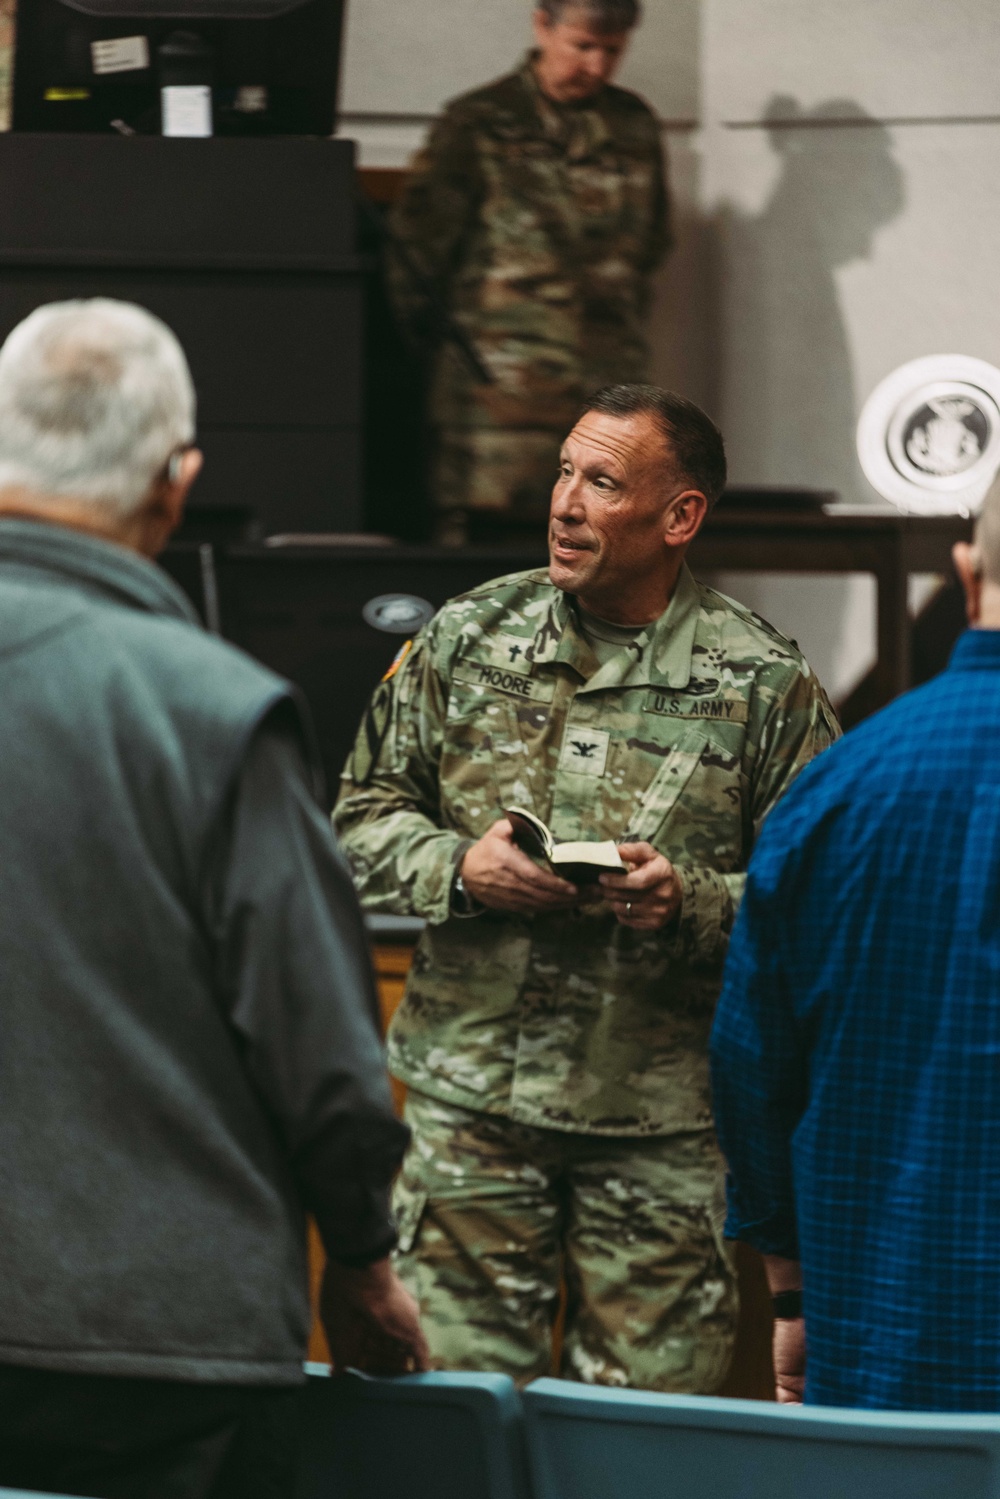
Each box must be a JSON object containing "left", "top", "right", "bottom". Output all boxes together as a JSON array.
[{"left": 873, "top": 545, "right": 911, "bottom": 709}]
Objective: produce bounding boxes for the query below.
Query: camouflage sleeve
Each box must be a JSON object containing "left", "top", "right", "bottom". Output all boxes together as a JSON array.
[
  {"left": 748, "top": 666, "right": 842, "bottom": 839},
  {"left": 386, "top": 105, "right": 485, "bottom": 340},
  {"left": 665, "top": 866, "right": 746, "bottom": 971},
  {"left": 667, "top": 666, "right": 840, "bottom": 968},
  {"left": 333, "top": 631, "right": 468, "bottom": 926}
]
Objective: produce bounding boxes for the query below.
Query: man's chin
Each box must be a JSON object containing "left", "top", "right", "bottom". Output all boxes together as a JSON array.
[
  {"left": 549, "top": 554, "right": 592, "bottom": 592},
  {"left": 561, "top": 82, "right": 603, "bottom": 102}
]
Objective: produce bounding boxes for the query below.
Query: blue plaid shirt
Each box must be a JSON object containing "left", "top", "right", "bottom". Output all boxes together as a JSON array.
[{"left": 711, "top": 629, "right": 1000, "bottom": 1410}]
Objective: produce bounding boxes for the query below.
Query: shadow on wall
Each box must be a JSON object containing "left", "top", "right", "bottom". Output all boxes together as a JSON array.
[
  {"left": 719, "top": 94, "right": 905, "bottom": 497},
  {"left": 648, "top": 133, "right": 716, "bottom": 411},
  {"left": 711, "top": 97, "right": 906, "bottom": 701}
]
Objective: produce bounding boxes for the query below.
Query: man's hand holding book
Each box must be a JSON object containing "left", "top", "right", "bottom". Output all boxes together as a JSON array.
[
  {"left": 598, "top": 842, "right": 683, "bottom": 932},
  {"left": 459, "top": 810, "right": 682, "bottom": 929},
  {"left": 460, "top": 818, "right": 580, "bottom": 916}
]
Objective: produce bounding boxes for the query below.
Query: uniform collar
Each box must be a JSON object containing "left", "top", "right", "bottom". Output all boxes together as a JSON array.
[
  {"left": 0, "top": 517, "right": 200, "bottom": 626},
  {"left": 646, "top": 562, "right": 702, "bottom": 688},
  {"left": 530, "top": 563, "right": 702, "bottom": 691}
]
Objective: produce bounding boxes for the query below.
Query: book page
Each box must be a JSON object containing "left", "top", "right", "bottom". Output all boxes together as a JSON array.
[
  {"left": 551, "top": 841, "right": 625, "bottom": 870},
  {"left": 505, "top": 806, "right": 553, "bottom": 860}
]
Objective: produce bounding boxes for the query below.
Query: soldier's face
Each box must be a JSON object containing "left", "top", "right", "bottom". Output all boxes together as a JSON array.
[
  {"left": 532, "top": 9, "right": 631, "bottom": 103},
  {"left": 549, "top": 411, "right": 695, "bottom": 619}
]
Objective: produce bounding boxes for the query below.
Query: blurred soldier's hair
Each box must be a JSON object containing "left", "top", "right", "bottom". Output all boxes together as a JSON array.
[
  {"left": 537, "top": 0, "right": 641, "bottom": 33},
  {"left": 0, "top": 298, "right": 195, "bottom": 518},
  {"left": 581, "top": 384, "right": 728, "bottom": 509}
]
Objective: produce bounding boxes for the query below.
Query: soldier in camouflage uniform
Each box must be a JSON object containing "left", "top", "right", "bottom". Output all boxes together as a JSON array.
[
  {"left": 335, "top": 385, "right": 840, "bottom": 1390},
  {"left": 0, "top": 0, "right": 14, "bottom": 132},
  {"left": 387, "top": 0, "right": 671, "bottom": 540}
]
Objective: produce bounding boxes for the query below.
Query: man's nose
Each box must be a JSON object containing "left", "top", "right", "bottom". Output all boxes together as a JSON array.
[{"left": 551, "top": 473, "right": 585, "bottom": 522}]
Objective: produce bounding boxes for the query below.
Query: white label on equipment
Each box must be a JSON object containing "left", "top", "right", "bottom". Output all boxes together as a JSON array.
[
  {"left": 161, "top": 85, "right": 213, "bottom": 138},
  {"left": 91, "top": 36, "right": 150, "bottom": 76}
]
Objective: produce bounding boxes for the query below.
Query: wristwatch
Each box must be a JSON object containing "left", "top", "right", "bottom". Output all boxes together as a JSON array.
[
  {"left": 450, "top": 869, "right": 483, "bottom": 918},
  {"left": 771, "top": 1289, "right": 803, "bottom": 1320}
]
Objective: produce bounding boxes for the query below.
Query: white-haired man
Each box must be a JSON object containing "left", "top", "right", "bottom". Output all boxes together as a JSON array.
[{"left": 0, "top": 299, "right": 426, "bottom": 1499}]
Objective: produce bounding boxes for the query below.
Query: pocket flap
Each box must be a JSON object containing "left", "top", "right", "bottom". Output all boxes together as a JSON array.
[{"left": 626, "top": 727, "right": 706, "bottom": 842}]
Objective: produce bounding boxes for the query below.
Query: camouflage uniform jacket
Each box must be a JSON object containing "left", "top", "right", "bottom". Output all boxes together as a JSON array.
[
  {"left": 335, "top": 566, "right": 839, "bottom": 1137},
  {"left": 388, "top": 56, "right": 672, "bottom": 434}
]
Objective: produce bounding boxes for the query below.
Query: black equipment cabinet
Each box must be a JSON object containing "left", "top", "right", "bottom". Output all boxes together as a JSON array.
[
  {"left": 214, "top": 544, "right": 548, "bottom": 800},
  {"left": 12, "top": 0, "right": 345, "bottom": 139},
  {"left": 0, "top": 133, "right": 364, "bottom": 534}
]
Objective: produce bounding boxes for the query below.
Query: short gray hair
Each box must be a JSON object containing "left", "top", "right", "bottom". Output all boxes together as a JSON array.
[
  {"left": 0, "top": 299, "right": 196, "bottom": 517},
  {"left": 580, "top": 384, "right": 727, "bottom": 508},
  {"left": 538, "top": 0, "right": 640, "bottom": 32}
]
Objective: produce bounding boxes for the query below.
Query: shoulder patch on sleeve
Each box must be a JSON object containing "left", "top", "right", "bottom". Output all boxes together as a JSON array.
[
  {"left": 350, "top": 680, "right": 394, "bottom": 787},
  {"left": 381, "top": 639, "right": 413, "bottom": 683}
]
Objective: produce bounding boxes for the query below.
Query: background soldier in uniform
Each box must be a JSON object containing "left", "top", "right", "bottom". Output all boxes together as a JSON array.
[
  {"left": 335, "top": 384, "right": 839, "bottom": 1391},
  {"left": 387, "top": 0, "right": 671, "bottom": 542}
]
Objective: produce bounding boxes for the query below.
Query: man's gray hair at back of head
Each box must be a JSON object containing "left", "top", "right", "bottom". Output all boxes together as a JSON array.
[
  {"left": 537, "top": 0, "right": 641, "bottom": 32},
  {"left": 0, "top": 299, "right": 196, "bottom": 518}
]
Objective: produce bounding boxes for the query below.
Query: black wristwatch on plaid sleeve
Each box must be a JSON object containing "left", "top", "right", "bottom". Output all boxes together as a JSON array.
[{"left": 771, "top": 1289, "right": 803, "bottom": 1320}]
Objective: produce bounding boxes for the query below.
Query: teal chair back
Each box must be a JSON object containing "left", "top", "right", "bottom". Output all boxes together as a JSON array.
[
  {"left": 0, "top": 1493, "right": 77, "bottom": 1499},
  {"left": 524, "top": 1378, "right": 1000, "bottom": 1499},
  {"left": 296, "top": 1369, "right": 530, "bottom": 1499}
]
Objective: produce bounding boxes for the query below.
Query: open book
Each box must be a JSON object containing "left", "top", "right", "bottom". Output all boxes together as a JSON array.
[{"left": 505, "top": 806, "right": 626, "bottom": 886}]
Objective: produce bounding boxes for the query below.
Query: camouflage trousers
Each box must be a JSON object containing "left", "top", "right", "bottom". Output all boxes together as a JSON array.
[
  {"left": 392, "top": 1091, "right": 738, "bottom": 1392},
  {"left": 432, "top": 426, "right": 563, "bottom": 541}
]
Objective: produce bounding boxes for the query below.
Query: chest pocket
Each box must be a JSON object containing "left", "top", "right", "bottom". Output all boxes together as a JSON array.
[
  {"left": 625, "top": 727, "right": 708, "bottom": 843},
  {"left": 441, "top": 664, "right": 556, "bottom": 825},
  {"left": 486, "top": 696, "right": 556, "bottom": 814}
]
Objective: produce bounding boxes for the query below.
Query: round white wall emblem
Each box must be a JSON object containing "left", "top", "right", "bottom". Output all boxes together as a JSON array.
[
  {"left": 362, "top": 593, "right": 436, "bottom": 634},
  {"left": 857, "top": 355, "right": 1000, "bottom": 514}
]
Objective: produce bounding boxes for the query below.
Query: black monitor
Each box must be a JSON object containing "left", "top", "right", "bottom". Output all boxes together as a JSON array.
[{"left": 12, "top": 0, "right": 345, "bottom": 135}]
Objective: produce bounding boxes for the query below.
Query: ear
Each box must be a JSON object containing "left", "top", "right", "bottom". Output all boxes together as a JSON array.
[
  {"left": 162, "top": 447, "right": 203, "bottom": 536},
  {"left": 172, "top": 446, "right": 203, "bottom": 505},
  {"left": 663, "top": 488, "right": 708, "bottom": 552},
  {"left": 953, "top": 541, "right": 982, "bottom": 626},
  {"left": 138, "top": 447, "right": 204, "bottom": 557}
]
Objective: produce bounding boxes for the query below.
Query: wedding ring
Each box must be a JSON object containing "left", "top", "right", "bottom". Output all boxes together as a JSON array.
[{"left": 625, "top": 902, "right": 633, "bottom": 916}]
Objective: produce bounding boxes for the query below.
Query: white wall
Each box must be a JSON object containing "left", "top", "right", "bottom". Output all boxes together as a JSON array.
[
  {"left": 699, "top": 0, "right": 1000, "bottom": 697},
  {"left": 705, "top": 0, "right": 1000, "bottom": 123},
  {"left": 338, "top": 0, "right": 1000, "bottom": 701},
  {"left": 338, "top": 0, "right": 700, "bottom": 162}
]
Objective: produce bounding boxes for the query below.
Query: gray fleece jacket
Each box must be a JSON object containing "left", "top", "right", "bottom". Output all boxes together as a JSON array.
[{"left": 0, "top": 519, "right": 406, "bottom": 1385}]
